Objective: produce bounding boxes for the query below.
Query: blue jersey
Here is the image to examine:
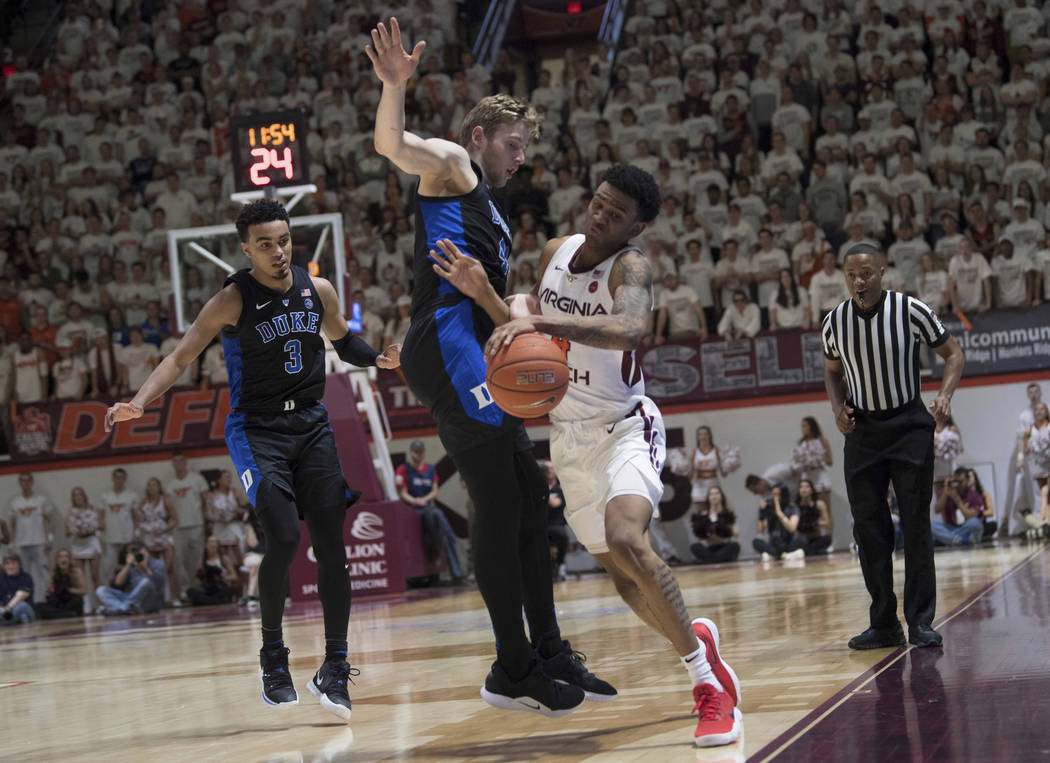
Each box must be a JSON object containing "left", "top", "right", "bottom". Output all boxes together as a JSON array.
[
  {"left": 402, "top": 162, "right": 525, "bottom": 455},
  {"left": 221, "top": 266, "right": 326, "bottom": 412}
]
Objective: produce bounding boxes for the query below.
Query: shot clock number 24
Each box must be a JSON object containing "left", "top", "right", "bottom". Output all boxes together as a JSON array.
[{"left": 230, "top": 109, "right": 310, "bottom": 193}]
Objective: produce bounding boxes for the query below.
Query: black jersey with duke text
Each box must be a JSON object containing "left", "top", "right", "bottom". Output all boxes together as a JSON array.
[
  {"left": 402, "top": 161, "right": 520, "bottom": 454},
  {"left": 221, "top": 265, "right": 326, "bottom": 412}
]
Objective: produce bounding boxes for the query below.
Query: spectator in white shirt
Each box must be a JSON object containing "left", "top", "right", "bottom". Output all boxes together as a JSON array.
[
  {"left": 991, "top": 239, "right": 1033, "bottom": 308},
  {"left": 11, "top": 333, "right": 48, "bottom": 404},
  {"left": 1032, "top": 231, "right": 1050, "bottom": 306},
  {"left": 654, "top": 272, "right": 708, "bottom": 343},
  {"left": 808, "top": 250, "right": 850, "bottom": 323},
  {"left": 118, "top": 327, "right": 159, "bottom": 391},
  {"left": 769, "top": 269, "right": 811, "bottom": 330},
  {"left": 51, "top": 340, "right": 87, "bottom": 400},
  {"left": 712, "top": 239, "right": 754, "bottom": 311},
  {"left": 153, "top": 172, "right": 196, "bottom": 230},
  {"left": 751, "top": 230, "right": 792, "bottom": 309},
  {"left": 1003, "top": 198, "right": 1045, "bottom": 260},
  {"left": 949, "top": 238, "right": 992, "bottom": 314},
  {"left": 717, "top": 290, "right": 761, "bottom": 340},
  {"left": 771, "top": 86, "right": 812, "bottom": 157}
]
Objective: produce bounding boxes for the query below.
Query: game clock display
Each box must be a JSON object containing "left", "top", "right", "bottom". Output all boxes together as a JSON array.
[{"left": 230, "top": 109, "right": 310, "bottom": 193}]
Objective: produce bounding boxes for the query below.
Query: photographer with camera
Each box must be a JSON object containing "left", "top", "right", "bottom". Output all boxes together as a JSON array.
[
  {"left": 94, "top": 542, "right": 167, "bottom": 616},
  {"left": 0, "top": 553, "right": 36, "bottom": 626},
  {"left": 751, "top": 484, "right": 806, "bottom": 561},
  {"left": 930, "top": 468, "right": 985, "bottom": 547}
]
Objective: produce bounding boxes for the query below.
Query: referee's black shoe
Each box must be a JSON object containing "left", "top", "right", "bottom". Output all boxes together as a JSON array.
[
  {"left": 908, "top": 625, "right": 943, "bottom": 648},
  {"left": 847, "top": 623, "right": 906, "bottom": 650},
  {"left": 480, "top": 659, "right": 585, "bottom": 717},
  {"left": 259, "top": 644, "right": 299, "bottom": 706},
  {"left": 539, "top": 640, "right": 618, "bottom": 702},
  {"left": 306, "top": 658, "right": 359, "bottom": 721}
]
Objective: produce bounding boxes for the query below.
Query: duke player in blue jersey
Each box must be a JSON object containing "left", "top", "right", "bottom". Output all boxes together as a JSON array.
[
  {"left": 105, "top": 199, "right": 400, "bottom": 720},
  {"left": 367, "top": 18, "right": 614, "bottom": 716}
]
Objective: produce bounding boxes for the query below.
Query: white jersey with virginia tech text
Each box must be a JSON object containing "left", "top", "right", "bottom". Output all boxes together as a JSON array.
[{"left": 538, "top": 234, "right": 649, "bottom": 424}]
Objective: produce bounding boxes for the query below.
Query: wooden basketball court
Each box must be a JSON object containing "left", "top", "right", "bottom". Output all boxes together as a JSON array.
[{"left": 2, "top": 542, "right": 1045, "bottom": 762}]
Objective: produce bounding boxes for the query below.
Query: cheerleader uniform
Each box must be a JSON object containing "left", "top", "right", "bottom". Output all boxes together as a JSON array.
[
  {"left": 137, "top": 497, "right": 174, "bottom": 551},
  {"left": 793, "top": 438, "right": 831, "bottom": 493},
  {"left": 690, "top": 447, "right": 722, "bottom": 503},
  {"left": 69, "top": 506, "right": 102, "bottom": 560},
  {"left": 211, "top": 489, "right": 247, "bottom": 552}
]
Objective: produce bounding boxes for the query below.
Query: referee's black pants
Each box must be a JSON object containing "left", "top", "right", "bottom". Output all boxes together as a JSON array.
[{"left": 844, "top": 399, "right": 937, "bottom": 631}]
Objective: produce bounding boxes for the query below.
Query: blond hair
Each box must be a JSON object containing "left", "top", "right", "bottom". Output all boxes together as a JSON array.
[{"left": 456, "top": 94, "right": 541, "bottom": 148}]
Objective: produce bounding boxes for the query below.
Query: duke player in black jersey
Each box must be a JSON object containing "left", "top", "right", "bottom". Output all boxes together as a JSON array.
[
  {"left": 105, "top": 199, "right": 400, "bottom": 720},
  {"left": 367, "top": 18, "right": 613, "bottom": 716}
]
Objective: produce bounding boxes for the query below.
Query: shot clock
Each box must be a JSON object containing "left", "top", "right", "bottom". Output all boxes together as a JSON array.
[{"left": 229, "top": 109, "right": 310, "bottom": 193}]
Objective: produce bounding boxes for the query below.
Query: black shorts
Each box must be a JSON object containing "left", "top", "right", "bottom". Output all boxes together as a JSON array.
[
  {"left": 225, "top": 403, "right": 355, "bottom": 518},
  {"left": 401, "top": 304, "right": 524, "bottom": 455}
]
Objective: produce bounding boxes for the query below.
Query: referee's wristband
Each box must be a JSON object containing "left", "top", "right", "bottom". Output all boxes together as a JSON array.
[{"left": 332, "top": 332, "right": 380, "bottom": 367}]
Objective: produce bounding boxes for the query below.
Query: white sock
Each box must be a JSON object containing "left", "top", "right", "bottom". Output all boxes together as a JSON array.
[{"left": 682, "top": 637, "right": 723, "bottom": 691}]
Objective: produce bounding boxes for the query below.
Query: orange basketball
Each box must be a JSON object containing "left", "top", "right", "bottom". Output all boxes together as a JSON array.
[{"left": 485, "top": 332, "right": 570, "bottom": 418}]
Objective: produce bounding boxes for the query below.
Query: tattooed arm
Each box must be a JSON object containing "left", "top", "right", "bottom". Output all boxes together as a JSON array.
[{"left": 484, "top": 250, "right": 653, "bottom": 357}]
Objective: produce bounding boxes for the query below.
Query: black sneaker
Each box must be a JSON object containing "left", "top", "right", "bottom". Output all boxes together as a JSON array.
[
  {"left": 259, "top": 644, "right": 299, "bottom": 706},
  {"left": 847, "top": 623, "right": 906, "bottom": 650},
  {"left": 480, "top": 659, "right": 585, "bottom": 718},
  {"left": 908, "top": 625, "right": 943, "bottom": 648},
  {"left": 540, "top": 640, "right": 617, "bottom": 702},
  {"left": 306, "top": 659, "right": 359, "bottom": 720}
]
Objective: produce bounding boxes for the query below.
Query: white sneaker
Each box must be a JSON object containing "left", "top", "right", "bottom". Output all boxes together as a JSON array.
[
  {"left": 783, "top": 549, "right": 806, "bottom": 561},
  {"left": 760, "top": 552, "right": 773, "bottom": 562}
]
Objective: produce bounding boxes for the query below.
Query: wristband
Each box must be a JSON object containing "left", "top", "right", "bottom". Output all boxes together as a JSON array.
[{"left": 332, "top": 332, "right": 380, "bottom": 367}]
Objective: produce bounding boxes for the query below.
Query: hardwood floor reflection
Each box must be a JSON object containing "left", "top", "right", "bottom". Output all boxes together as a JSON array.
[{"left": 0, "top": 542, "right": 1041, "bottom": 762}]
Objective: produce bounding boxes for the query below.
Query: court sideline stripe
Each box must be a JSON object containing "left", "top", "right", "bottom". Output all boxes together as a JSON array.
[{"left": 748, "top": 546, "right": 1045, "bottom": 763}]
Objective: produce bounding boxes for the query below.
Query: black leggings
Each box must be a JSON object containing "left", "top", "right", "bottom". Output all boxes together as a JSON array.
[
  {"left": 454, "top": 434, "right": 561, "bottom": 678},
  {"left": 548, "top": 524, "right": 569, "bottom": 567},
  {"left": 690, "top": 541, "right": 740, "bottom": 564},
  {"left": 255, "top": 480, "right": 350, "bottom": 651}
]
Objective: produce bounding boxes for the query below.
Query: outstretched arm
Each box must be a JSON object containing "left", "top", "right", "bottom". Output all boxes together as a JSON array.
[
  {"left": 367, "top": 18, "right": 474, "bottom": 191},
  {"left": 314, "top": 277, "right": 400, "bottom": 369},
  {"left": 105, "top": 286, "right": 242, "bottom": 431}
]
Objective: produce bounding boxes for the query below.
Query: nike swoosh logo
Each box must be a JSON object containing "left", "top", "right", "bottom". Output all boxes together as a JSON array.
[
  {"left": 517, "top": 699, "right": 541, "bottom": 710},
  {"left": 256, "top": 301, "right": 271, "bottom": 309},
  {"left": 554, "top": 265, "right": 565, "bottom": 271}
]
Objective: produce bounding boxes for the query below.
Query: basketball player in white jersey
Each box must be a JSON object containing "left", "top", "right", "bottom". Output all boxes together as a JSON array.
[{"left": 430, "top": 164, "right": 742, "bottom": 748}]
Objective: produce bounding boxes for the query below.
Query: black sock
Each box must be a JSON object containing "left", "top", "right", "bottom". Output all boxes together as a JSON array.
[
  {"left": 262, "top": 628, "right": 284, "bottom": 649},
  {"left": 325, "top": 639, "right": 348, "bottom": 662},
  {"left": 535, "top": 630, "right": 565, "bottom": 659}
]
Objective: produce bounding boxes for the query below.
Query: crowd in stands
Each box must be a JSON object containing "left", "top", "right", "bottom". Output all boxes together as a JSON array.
[{"left": 2, "top": 0, "right": 1050, "bottom": 426}]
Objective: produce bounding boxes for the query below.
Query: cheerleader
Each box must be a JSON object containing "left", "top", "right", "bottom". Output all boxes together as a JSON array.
[
  {"left": 1023, "top": 403, "right": 1050, "bottom": 530},
  {"left": 791, "top": 417, "right": 834, "bottom": 533},
  {"left": 134, "top": 477, "right": 178, "bottom": 604},
  {"left": 208, "top": 470, "right": 249, "bottom": 568},
  {"left": 933, "top": 416, "right": 963, "bottom": 489},
  {"left": 689, "top": 426, "right": 728, "bottom": 513},
  {"left": 66, "top": 486, "right": 103, "bottom": 593},
  {"left": 796, "top": 479, "right": 832, "bottom": 556}
]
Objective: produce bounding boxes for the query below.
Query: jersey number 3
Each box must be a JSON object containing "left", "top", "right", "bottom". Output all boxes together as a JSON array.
[{"left": 284, "top": 339, "right": 302, "bottom": 374}]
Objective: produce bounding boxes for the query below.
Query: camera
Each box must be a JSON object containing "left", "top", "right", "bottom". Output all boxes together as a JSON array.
[{"left": 133, "top": 552, "right": 145, "bottom": 563}]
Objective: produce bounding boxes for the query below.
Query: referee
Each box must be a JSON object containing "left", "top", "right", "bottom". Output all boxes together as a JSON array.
[{"left": 822, "top": 243, "right": 965, "bottom": 650}]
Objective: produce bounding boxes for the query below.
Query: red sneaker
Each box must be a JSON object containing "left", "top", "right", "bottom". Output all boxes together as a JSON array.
[
  {"left": 691, "top": 617, "right": 741, "bottom": 706},
  {"left": 692, "top": 683, "right": 742, "bottom": 747}
]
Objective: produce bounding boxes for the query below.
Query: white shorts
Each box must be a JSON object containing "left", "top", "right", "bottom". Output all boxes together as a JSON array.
[{"left": 550, "top": 398, "right": 666, "bottom": 554}]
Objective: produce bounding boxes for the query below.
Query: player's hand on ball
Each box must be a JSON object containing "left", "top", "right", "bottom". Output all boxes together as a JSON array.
[
  {"left": 365, "top": 17, "right": 425, "bottom": 87},
  {"left": 485, "top": 318, "right": 536, "bottom": 360},
  {"left": 431, "top": 239, "right": 488, "bottom": 300},
  {"left": 377, "top": 344, "right": 401, "bottom": 369},
  {"left": 105, "top": 401, "right": 143, "bottom": 432}
]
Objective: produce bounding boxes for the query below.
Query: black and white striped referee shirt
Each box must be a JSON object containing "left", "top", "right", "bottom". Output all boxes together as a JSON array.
[{"left": 821, "top": 290, "right": 948, "bottom": 412}]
